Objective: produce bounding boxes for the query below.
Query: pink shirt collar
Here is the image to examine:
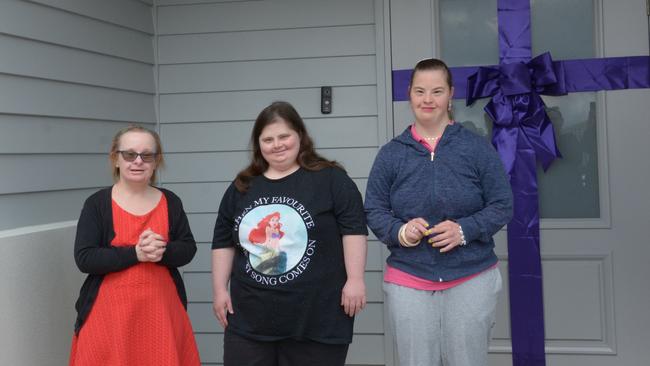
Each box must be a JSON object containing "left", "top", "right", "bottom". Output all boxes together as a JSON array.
[{"left": 410, "top": 121, "right": 454, "bottom": 152}]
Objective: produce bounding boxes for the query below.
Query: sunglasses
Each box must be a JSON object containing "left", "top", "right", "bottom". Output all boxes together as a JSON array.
[{"left": 117, "top": 150, "right": 158, "bottom": 163}]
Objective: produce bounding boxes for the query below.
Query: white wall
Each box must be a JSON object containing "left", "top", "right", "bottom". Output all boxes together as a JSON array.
[{"left": 0, "top": 222, "right": 83, "bottom": 365}]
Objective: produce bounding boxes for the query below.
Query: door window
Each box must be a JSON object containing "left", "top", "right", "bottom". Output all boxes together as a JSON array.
[{"left": 438, "top": 0, "right": 601, "bottom": 219}]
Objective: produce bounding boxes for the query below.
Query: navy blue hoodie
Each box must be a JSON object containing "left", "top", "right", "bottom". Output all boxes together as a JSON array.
[{"left": 365, "top": 123, "right": 513, "bottom": 281}]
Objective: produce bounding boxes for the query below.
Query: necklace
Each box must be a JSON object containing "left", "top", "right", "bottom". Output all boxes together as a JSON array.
[{"left": 423, "top": 136, "right": 440, "bottom": 141}]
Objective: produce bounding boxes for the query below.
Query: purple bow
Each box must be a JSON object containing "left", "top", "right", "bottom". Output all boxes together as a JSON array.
[{"left": 466, "top": 52, "right": 563, "bottom": 175}]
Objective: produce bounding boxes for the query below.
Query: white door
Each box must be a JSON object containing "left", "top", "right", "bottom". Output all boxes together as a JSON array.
[{"left": 388, "top": 0, "right": 650, "bottom": 365}]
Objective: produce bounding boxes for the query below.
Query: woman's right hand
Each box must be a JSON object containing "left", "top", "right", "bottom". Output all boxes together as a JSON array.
[
  {"left": 136, "top": 228, "right": 167, "bottom": 262},
  {"left": 213, "top": 289, "right": 234, "bottom": 329},
  {"left": 402, "top": 217, "right": 430, "bottom": 245}
]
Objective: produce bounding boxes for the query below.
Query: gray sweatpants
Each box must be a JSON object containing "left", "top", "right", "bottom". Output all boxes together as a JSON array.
[{"left": 384, "top": 267, "right": 502, "bottom": 366}]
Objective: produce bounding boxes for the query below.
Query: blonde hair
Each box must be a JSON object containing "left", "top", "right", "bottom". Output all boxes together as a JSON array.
[{"left": 109, "top": 125, "right": 165, "bottom": 183}]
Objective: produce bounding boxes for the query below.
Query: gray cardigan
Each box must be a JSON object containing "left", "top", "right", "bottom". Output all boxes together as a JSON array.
[{"left": 364, "top": 123, "right": 513, "bottom": 281}]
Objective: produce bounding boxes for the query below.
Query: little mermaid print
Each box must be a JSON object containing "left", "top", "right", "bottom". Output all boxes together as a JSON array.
[{"left": 248, "top": 212, "right": 287, "bottom": 275}]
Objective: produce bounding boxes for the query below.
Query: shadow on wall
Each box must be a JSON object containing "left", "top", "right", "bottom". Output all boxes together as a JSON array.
[{"left": 0, "top": 222, "right": 83, "bottom": 365}]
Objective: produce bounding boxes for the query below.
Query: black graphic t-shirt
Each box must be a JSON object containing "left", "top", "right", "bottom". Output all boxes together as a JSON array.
[{"left": 212, "top": 167, "right": 367, "bottom": 344}]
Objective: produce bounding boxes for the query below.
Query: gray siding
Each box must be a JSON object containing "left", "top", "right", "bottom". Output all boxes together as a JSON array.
[
  {"left": 156, "top": 0, "right": 387, "bottom": 364},
  {"left": 0, "top": 0, "right": 156, "bottom": 230}
]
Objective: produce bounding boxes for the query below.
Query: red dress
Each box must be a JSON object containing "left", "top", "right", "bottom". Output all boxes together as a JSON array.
[{"left": 69, "top": 195, "right": 200, "bottom": 365}]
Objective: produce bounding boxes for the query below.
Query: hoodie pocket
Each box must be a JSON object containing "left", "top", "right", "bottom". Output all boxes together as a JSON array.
[{"left": 392, "top": 241, "right": 436, "bottom": 266}]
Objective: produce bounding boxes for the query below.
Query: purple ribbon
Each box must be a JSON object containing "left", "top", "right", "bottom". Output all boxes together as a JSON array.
[
  {"left": 469, "top": 47, "right": 555, "bottom": 366},
  {"left": 466, "top": 52, "right": 563, "bottom": 175},
  {"left": 392, "top": 55, "right": 650, "bottom": 102},
  {"left": 390, "top": 0, "right": 649, "bottom": 365}
]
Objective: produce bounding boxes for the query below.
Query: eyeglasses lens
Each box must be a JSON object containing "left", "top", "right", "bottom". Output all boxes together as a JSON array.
[{"left": 119, "top": 151, "right": 156, "bottom": 162}]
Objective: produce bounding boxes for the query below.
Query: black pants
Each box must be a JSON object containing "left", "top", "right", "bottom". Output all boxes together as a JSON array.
[{"left": 223, "top": 330, "right": 349, "bottom": 366}]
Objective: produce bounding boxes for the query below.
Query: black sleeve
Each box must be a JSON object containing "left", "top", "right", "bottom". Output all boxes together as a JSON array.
[
  {"left": 74, "top": 194, "right": 139, "bottom": 275},
  {"left": 330, "top": 168, "right": 368, "bottom": 236},
  {"left": 159, "top": 190, "right": 197, "bottom": 268},
  {"left": 212, "top": 182, "right": 238, "bottom": 249}
]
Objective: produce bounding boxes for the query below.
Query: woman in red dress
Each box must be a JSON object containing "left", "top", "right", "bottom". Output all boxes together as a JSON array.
[{"left": 69, "top": 126, "right": 200, "bottom": 365}]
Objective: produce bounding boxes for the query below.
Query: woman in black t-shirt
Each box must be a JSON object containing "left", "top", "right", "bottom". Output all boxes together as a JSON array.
[{"left": 211, "top": 101, "right": 368, "bottom": 366}]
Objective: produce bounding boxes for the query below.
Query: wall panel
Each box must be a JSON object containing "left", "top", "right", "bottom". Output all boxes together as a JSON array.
[
  {"left": 161, "top": 117, "right": 378, "bottom": 152},
  {"left": 0, "top": 0, "right": 154, "bottom": 230},
  {"left": 0, "top": 34, "right": 153, "bottom": 93},
  {"left": 0, "top": 75, "right": 155, "bottom": 122},
  {"left": 0, "top": 116, "right": 153, "bottom": 154},
  {"left": 158, "top": 25, "right": 375, "bottom": 64},
  {"left": 28, "top": 0, "right": 154, "bottom": 34},
  {"left": 157, "top": 0, "right": 374, "bottom": 35},
  {"left": 159, "top": 55, "right": 376, "bottom": 94},
  {"left": 0, "top": 0, "right": 154, "bottom": 63},
  {"left": 0, "top": 189, "right": 97, "bottom": 231},
  {"left": 159, "top": 86, "right": 378, "bottom": 123}
]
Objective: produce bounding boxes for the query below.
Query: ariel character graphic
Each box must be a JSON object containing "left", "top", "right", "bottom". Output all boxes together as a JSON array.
[{"left": 248, "top": 212, "right": 288, "bottom": 275}]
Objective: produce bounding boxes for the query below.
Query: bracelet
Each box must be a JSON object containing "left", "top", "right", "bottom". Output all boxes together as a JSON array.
[
  {"left": 399, "top": 224, "right": 420, "bottom": 247},
  {"left": 458, "top": 224, "right": 467, "bottom": 246}
]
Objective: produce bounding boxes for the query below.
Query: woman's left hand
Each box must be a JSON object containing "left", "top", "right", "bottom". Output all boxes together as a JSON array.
[
  {"left": 426, "top": 220, "right": 463, "bottom": 253},
  {"left": 138, "top": 229, "right": 167, "bottom": 262},
  {"left": 341, "top": 277, "right": 366, "bottom": 317}
]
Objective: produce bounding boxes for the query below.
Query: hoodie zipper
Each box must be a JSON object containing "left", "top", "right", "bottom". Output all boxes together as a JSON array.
[{"left": 430, "top": 151, "right": 435, "bottom": 161}]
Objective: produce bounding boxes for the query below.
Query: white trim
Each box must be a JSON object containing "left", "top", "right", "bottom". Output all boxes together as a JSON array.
[
  {"left": 377, "top": 2, "right": 396, "bottom": 365},
  {"left": 432, "top": 0, "right": 440, "bottom": 56},
  {"left": 0, "top": 220, "right": 77, "bottom": 239},
  {"left": 153, "top": 1, "right": 163, "bottom": 183},
  {"left": 376, "top": 0, "right": 392, "bottom": 146}
]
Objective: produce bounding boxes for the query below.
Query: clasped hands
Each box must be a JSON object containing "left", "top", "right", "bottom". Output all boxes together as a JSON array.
[
  {"left": 135, "top": 228, "right": 167, "bottom": 262},
  {"left": 402, "top": 218, "right": 463, "bottom": 253}
]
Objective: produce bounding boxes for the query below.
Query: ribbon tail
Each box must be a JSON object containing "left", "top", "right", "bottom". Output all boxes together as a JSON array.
[
  {"left": 508, "top": 127, "right": 546, "bottom": 366},
  {"left": 492, "top": 126, "right": 519, "bottom": 178},
  {"left": 485, "top": 99, "right": 518, "bottom": 177},
  {"left": 520, "top": 94, "right": 562, "bottom": 171}
]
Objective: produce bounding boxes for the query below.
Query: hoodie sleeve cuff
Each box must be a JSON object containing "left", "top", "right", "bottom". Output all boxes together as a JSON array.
[{"left": 456, "top": 217, "right": 480, "bottom": 244}]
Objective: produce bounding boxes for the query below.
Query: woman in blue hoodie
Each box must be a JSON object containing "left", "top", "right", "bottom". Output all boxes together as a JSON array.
[{"left": 365, "top": 58, "right": 513, "bottom": 366}]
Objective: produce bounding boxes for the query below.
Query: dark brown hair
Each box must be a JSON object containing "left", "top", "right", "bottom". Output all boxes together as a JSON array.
[
  {"left": 409, "top": 58, "right": 454, "bottom": 118},
  {"left": 234, "top": 101, "right": 342, "bottom": 192},
  {"left": 408, "top": 58, "right": 453, "bottom": 90},
  {"left": 109, "top": 125, "right": 164, "bottom": 183}
]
